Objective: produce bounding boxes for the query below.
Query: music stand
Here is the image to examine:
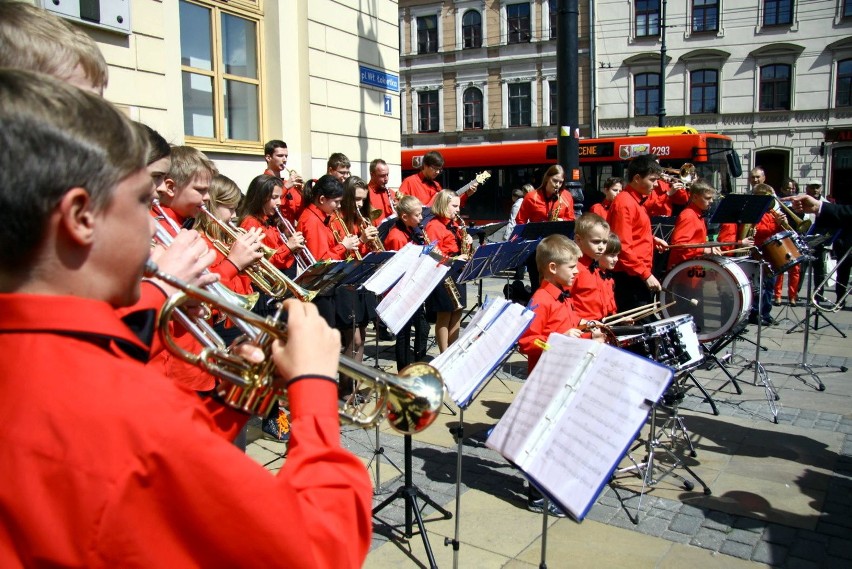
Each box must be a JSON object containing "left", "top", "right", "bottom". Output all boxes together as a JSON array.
[{"left": 512, "top": 221, "right": 575, "bottom": 291}]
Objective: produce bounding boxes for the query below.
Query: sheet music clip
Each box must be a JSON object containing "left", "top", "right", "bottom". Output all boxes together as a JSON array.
[
  {"left": 709, "top": 193, "right": 773, "bottom": 225},
  {"left": 533, "top": 338, "right": 550, "bottom": 351}
]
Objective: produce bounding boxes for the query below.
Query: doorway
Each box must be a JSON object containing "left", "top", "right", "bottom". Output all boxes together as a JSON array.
[{"left": 754, "top": 149, "right": 790, "bottom": 192}]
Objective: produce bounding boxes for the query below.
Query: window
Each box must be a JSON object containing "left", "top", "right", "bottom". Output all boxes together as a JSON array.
[
  {"left": 508, "top": 83, "right": 532, "bottom": 127},
  {"left": 463, "top": 87, "right": 484, "bottom": 129},
  {"left": 634, "top": 72, "right": 660, "bottom": 116},
  {"left": 179, "top": 0, "right": 261, "bottom": 146},
  {"left": 636, "top": 0, "right": 661, "bottom": 37},
  {"left": 507, "top": 3, "right": 531, "bottom": 44},
  {"left": 763, "top": 0, "right": 793, "bottom": 26},
  {"left": 549, "top": 2, "right": 558, "bottom": 39},
  {"left": 845, "top": 0, "right": 852, "bottom": 18},
  {"left": 549, "top": 81, "right": 557, "bottom": 125},
  {"left": 692, "top": 0, "right": 719, "bottom": 32},
  {"left": 759, "top": 64, "right": 791, "bottom": 110},
  {"left": 838, "top": 59, "right": 852, "bottom": 107},
  {"left": 418, "top": 90, "right": 440, "bottom": 132},
  {"left": 462, "top": 10, "right": 482, "bottom": 49},
  {"left": 417, "top": 15, "right": 438, "bottom": 54},
  {"left": 690, "top": 69, "right": 718, "bottom": 114}
]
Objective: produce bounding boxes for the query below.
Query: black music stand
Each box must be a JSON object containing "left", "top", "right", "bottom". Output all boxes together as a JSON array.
[
  {"left": 511, "top": 221, "right": 575, "bottom": 291},
  {"left": 294, "top": 259, "right": 355, "bottom": 295},
  {"left": 467, "top": 220, "right": 508, "bottom": 245},
  {"left": 708, "top": 193, "right": 773, "bottom": 226},
  {"left": 372, "top": 434, "right": 452, "bottom": 569}
]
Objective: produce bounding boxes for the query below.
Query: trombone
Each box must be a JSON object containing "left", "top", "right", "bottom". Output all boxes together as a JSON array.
[
  {"left": 753, "top": 186, "right": 813, "bottom": 235},
  {"left": 143, "top": 260, "right": 446, "bottom": 434},
  {"left": 810, "top": 246, "right": 852, "bottom": 313},
  {"left": 274, "top": 207, "right": 317, "bottom": 274},
  {"left": 198, "top": 205, "right": 316, "bottom": 302}
]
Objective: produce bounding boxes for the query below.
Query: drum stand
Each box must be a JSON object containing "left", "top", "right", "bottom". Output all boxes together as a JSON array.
[
  {"left": 788, "top": 261, "right": 846, "bottom": 339},
  {"left": 769, "top": 252, "right": 846, "bottom": 391}
]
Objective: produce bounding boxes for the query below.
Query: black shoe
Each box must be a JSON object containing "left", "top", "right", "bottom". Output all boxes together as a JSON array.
[
  {"left": 378, "top": 325, "right": 395, "bottom": 341},
  {"left": 773, "top": 298, "right": 782, "bottom": 306},
  {"left": 748, "top": 313, "right": 760, "bottom": 325},
  {"left": 762, "top": 317, "right": 775, "bottom": 326},
  {"left": 262, "top": 408, "right": 290, "bottom": 442},
  {"left": 527, "top": 498, "right": 566, "bottom": 518}
]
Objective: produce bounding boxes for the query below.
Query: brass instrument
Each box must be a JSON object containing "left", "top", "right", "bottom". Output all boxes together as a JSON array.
[
  {"left": 811, "top": 246, "right": 852, "bottom": 313},
  {"left": 752, "top": 185, "right": 812, "bottom": 234},
  {"left": 455, "top": 213, "right": 471, "bottom": 257},
  {"left": 356, "top": 207, "right": 385, "bottom": 252},
  {"left": 144, "top": 260, "right": 446, "bottom": 433},
  {"left": 663, "top": 162, "right": 697, "bottom": 185},
  {"left": 549, "top": 190, "right": 563, "bottom": 221},
  {"left": 332, "top": 212, "right": 363, "bottom": 261},
  {"left": 198, "top": 205, "right": 317, "bottom": 302},
  {"left": 151, "top": 200, "right": 260, "bottom": 321},
  {"left": 274, "top": 207, "right": 317, "bottom": 274},
  {"left": 423, "top": 227, "right": 463, "bottom": 311},
  {"left": 281, "top": 166, "right": 303, "bottom": 189}
]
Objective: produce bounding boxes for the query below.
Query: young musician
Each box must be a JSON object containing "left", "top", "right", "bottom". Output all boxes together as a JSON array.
[
  {"left": 425, "top": 190, "right": 473, "bottom": 352},
  {"left": 327, "top": 152, "right": 352, "bottom": 183},
  {"left": 571, "top": 213, "right": 612, "bottom": 322},
  {"left": 773, "top": 178, "right": 802, "bottom": 306},
  {"left": 0, "top": 69, "right": 372, "bottom": 567},
  {"left": 667, "top": 181, "right": 720, "bottom": 270},
  {"left": 367, "top": 158, "right": 395, "bottom": 224},
  {"left": 384, "top": 195, "right": 431, "bottom": 371},
  {"left": 515, "top": 165, "right": 576, "bottom": 291},
  {"left": 589, "top": 177, "right": 622, "bottom": 218},
  {"left": 236, "top": 174, "right": 304, "bottom": 272},
  {"left": 607, "top": 154, "right": 667, "bottom": 312},
  {"left": 600, "top": 233, "right": 621, "bottom": 317},
  {"left": 400, "top": 151, "right": 478, "bottom": 207},
  {"left": 263, "top": 139, "right": 304, "bottom": 223},
  {"left": 747, "top": 183, "right": 788, "bottom": 325},
  {"left": 515, "top": 235, "right": 603, "bottom": 516},
  {"left": 643, "top": 169, "right": 688, "bottom": 217}
]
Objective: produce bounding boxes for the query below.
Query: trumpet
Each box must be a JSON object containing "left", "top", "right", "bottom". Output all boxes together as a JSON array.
[
  {"left": 143, "top": 260, "right": 446, "bottom": 433},
  {"left": 332, "top": 212, "right": 363, "bottom": 261},
  {"left": 662, "top": 163, "right": 697, "bottom": 186},
  {"left": 281, "top": 166, "right": 303, "bottom": 189},
  {"left": 198, "top": 205, "right": 316, "bottom": 302},
  {"left": 274, "top": 207, "right": 317, "bottom": 274},
  {"left": 356, "top": 207, "right": 385, "bottom": 252}
]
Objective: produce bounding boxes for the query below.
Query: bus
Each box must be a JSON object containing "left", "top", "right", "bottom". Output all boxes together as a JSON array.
[{"left": 401, "top": 127, "right": 741, "bottom": 223}]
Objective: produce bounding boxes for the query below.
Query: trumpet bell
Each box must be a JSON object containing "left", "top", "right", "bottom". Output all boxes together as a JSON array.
[{"left": 384, "top": 363, "right": 445, "bottom": 434}]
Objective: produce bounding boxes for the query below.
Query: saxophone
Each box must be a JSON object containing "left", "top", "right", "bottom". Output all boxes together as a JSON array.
[
  {"left": 455, "top": 214, "right": 471, "bottom": 257},
  {"left": 549, "top": 190, "right": 563, "bottom": 221},
  {"left": 425, "top": 224, "right": 464, "bottom": 311}
]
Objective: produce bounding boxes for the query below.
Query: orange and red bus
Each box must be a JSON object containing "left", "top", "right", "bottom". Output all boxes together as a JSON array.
[{"left": 401, "top": 127, "right": 740, "bottom": 222}]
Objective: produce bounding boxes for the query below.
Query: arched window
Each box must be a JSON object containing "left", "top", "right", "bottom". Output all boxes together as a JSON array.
[
  {"left": 462, "top": 10, "right": 482, "bottom": 49},
  {"left": 463, "top": 87, "right": 483, "bottom": 130},
  {"left": 837, "top": 59, "right": 852, "bottom": 107},
  {"left": 634, "top": 72, "right": 660, "bottom": 116},
  {"left": 759, "top": 64, "right": 791, "bottom": 111}
]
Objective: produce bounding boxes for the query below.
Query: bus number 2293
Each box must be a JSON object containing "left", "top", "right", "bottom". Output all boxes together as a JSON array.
[{"left": 651, "top": 146, "right": 671, "bottom": 156}]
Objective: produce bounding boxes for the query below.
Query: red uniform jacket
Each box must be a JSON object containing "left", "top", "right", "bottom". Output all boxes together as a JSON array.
[
  {"left": 589, "top": 201, "right": 611, "bottom": 219},
  {"left": 518, "top": 280, "right": 582, "bottom": 371},
  {"left": 384, "top": 220, "right": 427, "bottom": 251},
  {"left": 425, "top": 215, "right": 462, "bottom": 256},
  {"left": 328, "top": 213, "right": 370, "bottom": 258},
  {"left": 0, "top": 294, "right": 372, "bottom": 568},
  {"left": 368, "top": 181, "right": 396, "bottom": 225},
  {"left": 298, "top": 203, "right": 348, "bottom": 261},
  {"left": 602, "top": 271, "right": 617, "bottom": 315},
  {"left": 399, "top": 171, "right": 442, "bottom": 206},
  {"left": 263, "top": 169, "right": 305, "bottom": 223},
  {"left": 608, "top": 186, "right": 654, "bottom": 280},
  {"left": 667, "top": 203, "right": 708, "bottom": 269},
  {"left": 239, "top": 214, "right": 295, "bottom": 270},
  {"left": 515, "top": 188, "right": 575, "bottom": 224},
  {"left": 570, "top": 255, "right": 609, "bottom": 321},
  {"left": 643, "top": 179, "right": 688, "bottom": 217}
]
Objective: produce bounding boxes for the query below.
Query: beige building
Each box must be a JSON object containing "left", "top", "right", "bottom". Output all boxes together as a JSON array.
[
  {"left": 398, "top": 0, "right": 592, "bottom": 147},
  {"left": 35, "top": 0, "right": 403, "bottom": 188}
]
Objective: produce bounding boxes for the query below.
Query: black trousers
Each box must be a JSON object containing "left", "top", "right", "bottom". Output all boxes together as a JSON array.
[{"left": 613, "top": 271, "right": 654, "bottom": 314}]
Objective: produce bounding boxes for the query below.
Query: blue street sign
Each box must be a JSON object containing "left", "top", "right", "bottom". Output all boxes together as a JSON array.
[{"left": 359, "top": 65, "right": 399, "bottom": 92}]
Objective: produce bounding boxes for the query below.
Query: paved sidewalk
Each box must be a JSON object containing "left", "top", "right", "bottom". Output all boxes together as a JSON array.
[{"left": 247, "top": 275, "right": 852, "bottom": 568}]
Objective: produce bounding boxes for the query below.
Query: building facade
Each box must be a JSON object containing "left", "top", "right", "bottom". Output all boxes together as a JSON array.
[
  {"left": 37, "top": 0, "right": 403, "bottom": 188},
  {"left": 594, "top": 0, "right": 852, "bottom": 201},
  {"left": 398, "top": 0, "right": 592, "bottom": 149}
]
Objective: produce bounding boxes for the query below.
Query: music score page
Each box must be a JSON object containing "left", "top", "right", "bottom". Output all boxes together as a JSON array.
[{"left": 486, "top": 333, "right": 672, "bottom": 520}]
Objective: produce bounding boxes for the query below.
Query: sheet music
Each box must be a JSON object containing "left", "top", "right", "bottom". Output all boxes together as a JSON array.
[
  {"left": 432, "top": 297, "right": 534, "bottom": 406},
  {"left": 376, "top": 253, "right": 448, "bottom": 333},
  {"left": 486, "top": 334, "right": 672, "bottom": 520},
  {"left": 361, "top": 244, "right": 419, "bottom": 294}
]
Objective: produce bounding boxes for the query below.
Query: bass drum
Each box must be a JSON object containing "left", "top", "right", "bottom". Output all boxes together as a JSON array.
[{"left": 660, "top": 256, "right": 752, "bottom": 342}]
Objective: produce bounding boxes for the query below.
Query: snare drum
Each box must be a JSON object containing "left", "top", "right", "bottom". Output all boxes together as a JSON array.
[
  {"left": 644, "top": 315, "right": 704, "bottom": 372},
  {"left": 661, "top": 256, "right": 752, "bottom": 342},
  {"left": 760, "top": 230, "right": 805, "bottom": 275}
]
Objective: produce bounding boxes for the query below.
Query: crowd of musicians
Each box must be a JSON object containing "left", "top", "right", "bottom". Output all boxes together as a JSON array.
[{"left": 3, "top": 3, "right": 852, "bottom": 567}]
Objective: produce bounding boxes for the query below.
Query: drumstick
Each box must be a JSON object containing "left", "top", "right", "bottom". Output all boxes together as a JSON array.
[
  {"left": 666, "top": 241, "right": 741, "bottom": 249},
  {"left": 661, "top": 288, "right": 700, "bottom": 306},
  {"left": 601, "top": 301, "right": 658, "bottom": 324},
  {"left": 606, "top": 301, "right": 676, "bottom": 326},
  {"left": 718, "top": 246, "right": 756, "bottom": 256}
]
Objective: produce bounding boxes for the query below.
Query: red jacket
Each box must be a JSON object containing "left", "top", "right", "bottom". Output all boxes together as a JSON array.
[
  {"left": 384, "top": 220, "right": 427, "bottom": 251},
  {"left": 608, "top": 186, "right": 654, "bottom": 280},
  {"left": 399, "top": 172, "right": 442, "bottom": 206},
  {"left": 264, "top": 168, "right": 306, "bottom": 223},
  {"left": 643, "top": 179, "right": 688, "bottom": 217},
  {"left": 518, "top": 280, "right": 582, "bottom": 371},
  {"left": 298, "top": 203, "right": 348, "bottom": 261},
  {"left": 589, "top": 201, "right": 611, "bottom": 219},
  {"left": 0, "top": 294, "right": 372, "bottom": 568},
  {"left": 425, "top": 215, "right": 462, "bottom": 256},
  {"left": 667, "top": 203, "right": 707, "bottom": 269},
  {"left": 570, "top": 255, "right": 608, "bottom": 321},
  {"left": 515, "top": 188, "right": 575, "bottom": 224},
  {"left": 368, "top": 181, "right": 396, "bottom": 225},
  {"left": 239, "top": 214, "right": 295, "bottom": 269}
]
